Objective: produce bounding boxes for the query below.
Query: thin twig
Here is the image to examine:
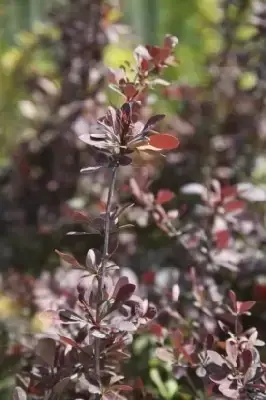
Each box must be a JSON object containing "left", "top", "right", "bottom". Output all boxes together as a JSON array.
[{"left": 95, "top": 164, "right": 119, "bottom": 384}]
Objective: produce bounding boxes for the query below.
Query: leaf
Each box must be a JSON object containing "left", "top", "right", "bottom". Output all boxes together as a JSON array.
[
  {"left": 12, "top": 387, "right": 27, "bottom": 400},
  {"left": 59, "top": 336, "right": 79, "bottom": 348},
  {"left": 68, "top": 210, "right": 90, "bottom": 223},
  {"left": 134, "top": 45, "right": 152, "bottom": 61},
  {"left": 215, "top": 229, "right": 230, "bottom": 249},
  {"left": 143, "top": 114, "right": 165, "bottom": 131},
  {"left": 55, "top": 250, "right": 82, "bottom": 268},
  {"left": 205, "top": 350, "right": 225, "bottom": 366},
  {"left": 152, "top": 78, "right": 170, "bottom": 86},
  {"left": 172, "top": 284, "right": 180, "bottom": 302},
  {"left": 84, "top": 378, "right": 101, "bottom": 394},
  {"left": 114, "top": 283, "right": 136, "bottom": 304},
  {"left": 38, "top": 310, "right": 60, "bottom": 325},
  {"left": 52, "top": 377, "right": 70, "bottom": 396},
  {"left": 149, "top": 134, "right": 179, "bottom": 150},
  {"left": 180, "top": 183, "right": 206, "bottom": 196},
  {"left": 86, "top": 248, "right": 101, "bottom": 272},
  {"left": 91, "top": 329, "right": 107, "bottom": 339},
  {"left": 80, "top": 166, "right": 104, "bottom": 173},
  {"left": 229, "top": 290, "right": 237, "bottom": 311},
  {"left": 108, "top": 83, "right": 124, "bottom": 96},
  {"left": 149, "top": 323, "right": 164, "bottom": 338},
  {"left": 116, "top": 320, "right": 136, "bottom": 332},
  {"left": 223, "top": 200, "right": 245, "bottom": 215},
  {"left": 112, "top": 276, "right": 129, "bottom": 298},
  {"left": 225, "top": 339, "right": 238, "bottom": 367},
  {"left": 155, "top": 347, "right": 175, "bottom": 363},
  {"left": 237, "top": 183, "right": 266, "bottom": 202},
  {"left": 242, "top": 349, "right": 253, "bottom": 373},
  {"left": 236, "top": 301, "right": 256, "bottom": 314},
  {"left": 58, "top": 309, "right": 84, "bottom": 323},
  {"left": 112, "top": 384, "right": 133, "bottom": 392},
  {"left": 150, "top": 368, "right": 168, "bottom": 399},
  {"left": 35, "top": 338, "right": 56, "bottom": 366},
  {"left": 110, "top": 376, "right": 125, "bottom": 386},
  {"left": 196, "top": 366, "right": 207, "bottom": 377},
  {"left": 156, "top": 189, "right": 174, "bottom": 204}
]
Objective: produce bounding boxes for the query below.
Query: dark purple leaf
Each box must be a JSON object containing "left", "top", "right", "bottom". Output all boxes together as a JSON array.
[
  {"left": 52, "top": 377, "right": 70, "bottom": 395},
  {"left": 205, "top": 334, "right": 215, "bottom": 350},
  {"left": 75, "top": 326, "right": 88, "bottom": 344},
  {"left": 114, "top": 283, "right": 136, "bottom": 304},
  {"left": 112, "top": 276, "right": 129, "bottom": 298},
  {"left": 35, "top": 338, "right": 56, "bottom": 366},
  {"left": 119, "top": 155, "right": 132, "bottom": 166},
  {"left": 58, "top": 309, "right": 84, "bottom": 323},
  {"left": 143, "top": 114, "right": 165, "bottom": 131},
  {"left": 229, "top": 290, "right": 237, "bottom": 311},
  {"left": 242, "top": 349, "right": 253, "bottom": 373}
]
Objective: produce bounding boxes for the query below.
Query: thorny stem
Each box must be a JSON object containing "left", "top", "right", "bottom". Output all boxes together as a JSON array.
[{"left": 95, "top": 164, "right": 119, "bottom": 386}]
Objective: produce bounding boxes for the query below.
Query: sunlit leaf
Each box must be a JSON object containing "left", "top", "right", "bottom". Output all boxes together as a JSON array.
[{"left": 149, "top": 134, "right": 179, "bottom": 150}]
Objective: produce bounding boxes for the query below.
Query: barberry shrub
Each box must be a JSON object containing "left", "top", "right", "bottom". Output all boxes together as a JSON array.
[
  {"left": 13, "top": 34, "right": 180, "bottom": 400},
  {"left": 10, "top": 1, "right": 266, "bottom": 399}
]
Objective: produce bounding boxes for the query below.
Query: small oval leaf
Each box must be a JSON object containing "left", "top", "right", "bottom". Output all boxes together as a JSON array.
[{"left": 149, "top": 134, "right": 179, "bottom": 150}]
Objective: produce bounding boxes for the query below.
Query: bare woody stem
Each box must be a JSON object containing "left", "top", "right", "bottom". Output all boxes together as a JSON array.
[{"left": 95, "top": 164, "right": 119, "bottom": 383}]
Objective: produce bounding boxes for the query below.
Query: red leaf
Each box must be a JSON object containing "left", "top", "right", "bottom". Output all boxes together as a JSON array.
[
  {"left": 71, "top": 210, "right": 90, "bottom": 223},
  {"left": 221, "top": 186, "right": 237, "bottom": 200},
  {"left": 149, "top": 323, "right": 163, "bottom": 337},
  {"left": 55, "top": 250, "right": 82, "bottom": 268},
  {"left": 215, "top": 229, "right": 230, "bottom": 249},
  {"left": 134, "top": 378, "right": 144, "bottom": 389},
  {"left": 206, "top": 383, "right": 215, "bottom": 396},
  {"left": 112, "top": 385, "right": 133, "bottom": 392},
  {"left": 141, "top": 271, "right": 155, "bottom": 284},
  {"left": 123, "top": 84, "right": 138, "bottom": 100},
  {"left": 156, "top": 189, "right": 175, "bottom": 204},
  {"left": 229, "top": 290, "right": 237, "bottom": 311},
  {"left": 59, "top": 336, "right": 79, "bottom": 348},
  {"left": 237, "top": 301, "right": 256, "bottom": 314},
  {"left": 28, "top": 385, "right": 41, "bottom": 395},
  {"left": 224, "top": 200, "right": 245, "bottom": 214},
  {"left": 254, "top": 282, "right": 266, "bottom": 300},
  {"left": 149, "top": 134, "right": 179, "bottom": 150}
]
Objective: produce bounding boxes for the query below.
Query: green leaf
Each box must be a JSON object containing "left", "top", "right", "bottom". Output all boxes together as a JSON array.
[{"left": 150, "top": 368, "right": 169, "bottom": 399}]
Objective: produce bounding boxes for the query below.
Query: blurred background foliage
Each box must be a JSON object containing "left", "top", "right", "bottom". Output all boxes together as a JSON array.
[{"left": 0, "top": 0, "right": 219, "bottom": 163}]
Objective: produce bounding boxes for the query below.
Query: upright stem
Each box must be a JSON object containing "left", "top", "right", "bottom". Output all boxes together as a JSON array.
[{"left": 95, "top": 165, "right": 118, "bottom": 383}]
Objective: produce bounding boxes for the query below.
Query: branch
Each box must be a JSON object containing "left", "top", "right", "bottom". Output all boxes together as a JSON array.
[{"left": 94, "top": 164, "right": 119, "bottom": 383}]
